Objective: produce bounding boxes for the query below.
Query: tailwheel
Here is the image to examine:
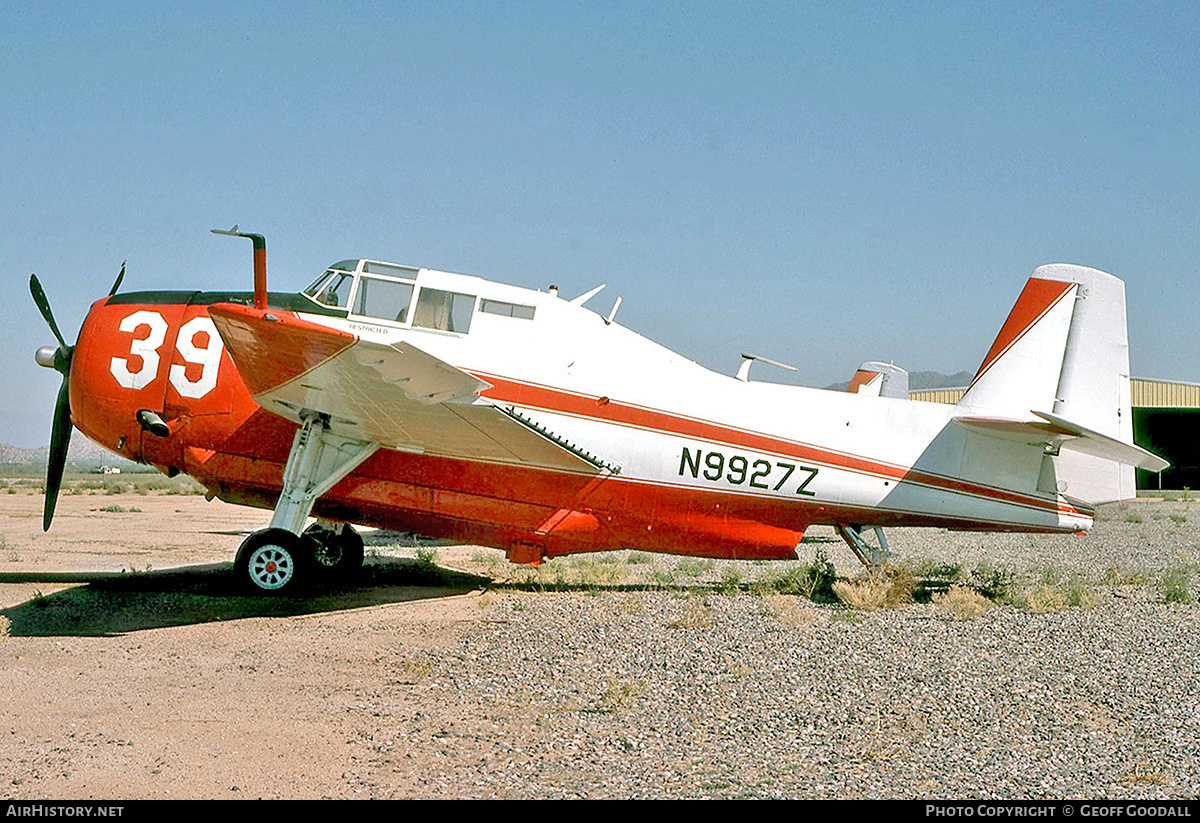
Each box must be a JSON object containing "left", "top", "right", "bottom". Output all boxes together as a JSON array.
[
  {"left": 236, "top": 528, "right": 313, "bottom": 594},
  {"left": 304, "top": 522, "right": 364, "bottom": 578}
]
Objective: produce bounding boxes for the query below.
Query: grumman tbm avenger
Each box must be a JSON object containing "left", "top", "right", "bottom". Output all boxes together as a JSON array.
[{"left": 31, "top": 228, "right": 1168, "bottom": 593}]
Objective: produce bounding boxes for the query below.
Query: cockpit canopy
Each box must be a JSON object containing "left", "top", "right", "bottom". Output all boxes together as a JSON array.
[
  {"left": 303, "top": 260, "right": 420, "bottom": 312},
  {"left": 300, "top": 258, "right": 536, "bottom": 335}
]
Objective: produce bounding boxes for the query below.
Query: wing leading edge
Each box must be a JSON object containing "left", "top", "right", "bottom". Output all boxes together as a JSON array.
[{"left": 208, "top": 303, "right": 610, "bottom": 475}]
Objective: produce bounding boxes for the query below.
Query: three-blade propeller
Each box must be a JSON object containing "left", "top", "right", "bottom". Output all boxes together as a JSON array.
[{"left": 30, "top": 261, "right": 126, "bottom": 531}]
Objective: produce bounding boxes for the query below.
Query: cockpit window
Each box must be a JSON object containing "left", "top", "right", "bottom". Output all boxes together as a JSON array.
[
  {"left": 363, "top": 261, "right": 419, "bottom": 279},
  {"left": 413, "top": 288, "right": 476, "bottom": 333},
  {"left": 302, "top": 262, "right": 361, "bottom": 310},
  {"left": 480, "top": 299, "right": 535, "bottom": 320},
  {"left": 352, "top": 276, "right": 415, "bottom": 323},
  {"left": 311, "top": 272, "right": 353, "bottom": 308}
]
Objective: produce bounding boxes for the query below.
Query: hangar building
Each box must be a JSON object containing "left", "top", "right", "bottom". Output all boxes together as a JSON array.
[{"left": 909, "top": 378, "right": 1200, "bottom": 491}]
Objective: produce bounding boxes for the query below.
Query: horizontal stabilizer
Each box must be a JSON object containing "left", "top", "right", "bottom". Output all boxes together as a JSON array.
[
  {"left": 953, "top": 412, "right": 1169, "bottom": 472},
  {"left": 1031, "top": 410, "right": 1169, "bottom": 472}
]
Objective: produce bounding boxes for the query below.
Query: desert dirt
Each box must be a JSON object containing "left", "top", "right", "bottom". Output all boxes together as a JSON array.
[{"left": 1, "top": 477, "right": 1198, "bottom": 799}]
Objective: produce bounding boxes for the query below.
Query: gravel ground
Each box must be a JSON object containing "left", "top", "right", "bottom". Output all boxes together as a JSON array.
[
  {"left": 406, "top": 591, "right": 1198, "bottom": 799},
  {"left": 2, "top": 492, "right": 1198, "bottom": 799},
  {"left": 345, "top": 497, "right": 1200, "bottom": 799}
]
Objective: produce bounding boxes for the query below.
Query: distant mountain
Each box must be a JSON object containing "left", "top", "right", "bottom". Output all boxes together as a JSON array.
[
  {"left": 823, "top": 369, "right": 974, "bottom": 393},
  {"left": 0, "top": 436, "right": 132, "bottom": 468}
]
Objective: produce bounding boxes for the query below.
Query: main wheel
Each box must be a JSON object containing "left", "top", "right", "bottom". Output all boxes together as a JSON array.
[
  {"left": 235, "top": 528, "right": 312, "bottom": 594},
  {"left": 303, "top": 523, "right": 364, "bottom": 577}
]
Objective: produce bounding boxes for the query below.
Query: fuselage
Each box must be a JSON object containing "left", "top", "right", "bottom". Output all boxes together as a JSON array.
[{"left": 66, "top": 259, "right": 1093, "bottom": 562}]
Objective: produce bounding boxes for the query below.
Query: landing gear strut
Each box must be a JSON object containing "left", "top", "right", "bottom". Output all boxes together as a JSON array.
[
  {"left": 836, "top": 523, "right": 891, "bottom": 570},
  {"left": 236, "top": 410, "right": 377, "bottom": 594}
]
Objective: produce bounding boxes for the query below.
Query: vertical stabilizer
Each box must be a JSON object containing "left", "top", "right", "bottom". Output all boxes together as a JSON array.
[
  {"left": 954, "top": 264, "right": 1141, "bottom": 504},
  {"left": 846, "top": 362, "right": 909, "bottom": 398}
]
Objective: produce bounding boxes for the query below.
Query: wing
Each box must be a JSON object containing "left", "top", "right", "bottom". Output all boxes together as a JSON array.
[{"left": 208, "top": 303, "right": 613, "bottom": 474}]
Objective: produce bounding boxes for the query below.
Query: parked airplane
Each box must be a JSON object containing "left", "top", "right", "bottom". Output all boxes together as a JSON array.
[{"left": 31, "top": 228, "right": 1167, "bottom": 592}]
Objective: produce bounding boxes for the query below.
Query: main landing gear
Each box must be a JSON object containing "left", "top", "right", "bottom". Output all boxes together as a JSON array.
[
  {"left": 235, "top": 523, "right": 365, "bottom": 592},
  {"left": 836, "top": 523, "right": 892, "bottom": 570},
  {"left": 235, "top": 410, "right": 378, "bottom": 594}
]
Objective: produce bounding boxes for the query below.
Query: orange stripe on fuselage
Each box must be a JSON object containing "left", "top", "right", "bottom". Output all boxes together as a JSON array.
[{"left": 473, "top": 373, "right": 1091, "bottom": 521}]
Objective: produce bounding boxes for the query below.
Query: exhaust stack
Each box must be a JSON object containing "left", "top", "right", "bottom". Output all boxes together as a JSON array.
[{"left": 212, "top": 225, "right": 268, "bottom": 309}]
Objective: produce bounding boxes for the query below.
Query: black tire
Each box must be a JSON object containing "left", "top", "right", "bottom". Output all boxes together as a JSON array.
[
  {"left": 303, "top": 523, "right": 364, "bottom": 578},
  {"left": 235, "top": 528, "right": 312, "bottom": 594}
]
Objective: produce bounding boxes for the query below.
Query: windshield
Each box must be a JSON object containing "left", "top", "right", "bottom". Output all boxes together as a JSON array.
[{"left": 302, "top": 269, "right": 354, "bottom": 309}]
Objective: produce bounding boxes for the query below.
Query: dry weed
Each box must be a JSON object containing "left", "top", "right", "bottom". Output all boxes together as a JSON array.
[
  {"left": 392, "top": 655, "right": 434, "bottom": 685},
  {"left": 833, "top": 568, "right": 918, "bottom": 610},
  {"left": 1022, "top": 584, "right": 1067, "bottom": 613},
  {"left": 1121, "top": 762, "right": 1169, "bottom": 786},
  {"left": 763, "top": 594, "right": 825, "bottom": 627},
  {"left": 724, "top": 655, "right": 753, "bottom": 679},
  {"left": 598, "top": 678, "right": 643, "bottom": 713},
  {"left": 668, "top": 596, "right": 714, "bottom": 628},
  {"left": 833, "top": 578, "right": 889, "bottom": 610},
  {"left": 933, "top": 585, "right": 992, "bottom": 620}
]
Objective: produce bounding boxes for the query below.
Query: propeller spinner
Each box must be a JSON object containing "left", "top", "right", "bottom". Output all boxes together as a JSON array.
[{"left": 30, "top": 261, "right": 126, "bottom": 531}]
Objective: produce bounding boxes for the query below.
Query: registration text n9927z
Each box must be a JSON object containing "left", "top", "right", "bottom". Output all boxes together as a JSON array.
[{"left": 678, "top": 446, "right": 818, "bottom": 496}]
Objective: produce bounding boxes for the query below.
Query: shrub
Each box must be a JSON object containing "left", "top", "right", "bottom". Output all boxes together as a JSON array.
[
  {"left": 676, "top": 557, "right": 715, "bottom": 577},
  {"left": 717, "top": 567, "right": 743, "bottom": 594},
  {"left": 832, "top": 576, "right": 892, "bottom": 610},
  {"left": 910, "top": 558, "right": 964, "bottom": 583},
  {"left": 766, "top": 548, "right": 839, "bottom": 601},
  {"left": 970, "top": 562, "right": 1015, "bottom": 601},
  {"left": 1162, "top": 566, "right": 1192, "bottom": 605},
  {"left": 1064, "top": 575, "right": 1099, "bottom": 609},
  {"left": 1020, "top": 584, "right": 1068, "bottom": 613},
  {"left": 933, "top": 585, "right": 992, "bottom": 620}
]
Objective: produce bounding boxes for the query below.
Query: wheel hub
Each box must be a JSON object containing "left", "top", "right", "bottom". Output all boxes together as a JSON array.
[{"left": 248, "top": 545, "right": 293, "bottom": 590}]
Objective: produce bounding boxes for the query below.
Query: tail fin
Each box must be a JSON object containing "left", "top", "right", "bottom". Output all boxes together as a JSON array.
[
  {"left": 846, "top": 361, "right": 909, "bottom": 398},
  {"left": 954, "top": 264, "right": 1162, "bottom": 504}
]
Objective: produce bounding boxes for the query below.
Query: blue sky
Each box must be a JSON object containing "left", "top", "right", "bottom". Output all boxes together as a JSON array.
[{"left": 3, "top": 1, "right": 1198, "bottom": 447}]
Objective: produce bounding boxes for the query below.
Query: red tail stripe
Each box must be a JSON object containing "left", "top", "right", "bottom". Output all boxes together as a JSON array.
[{"left": 968, "top": 278, "right": 1074, "bottom": 389}]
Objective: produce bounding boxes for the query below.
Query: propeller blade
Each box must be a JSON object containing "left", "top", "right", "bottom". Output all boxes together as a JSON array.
[
  {"left": 108, "top": 259, "right": 127, "bottom": 297},
  {"left": 29, "top": 274, "right": 70, "bottom": 352},
  {"left": 43, "top": 377, "right": 73, "bottom": 531}
]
